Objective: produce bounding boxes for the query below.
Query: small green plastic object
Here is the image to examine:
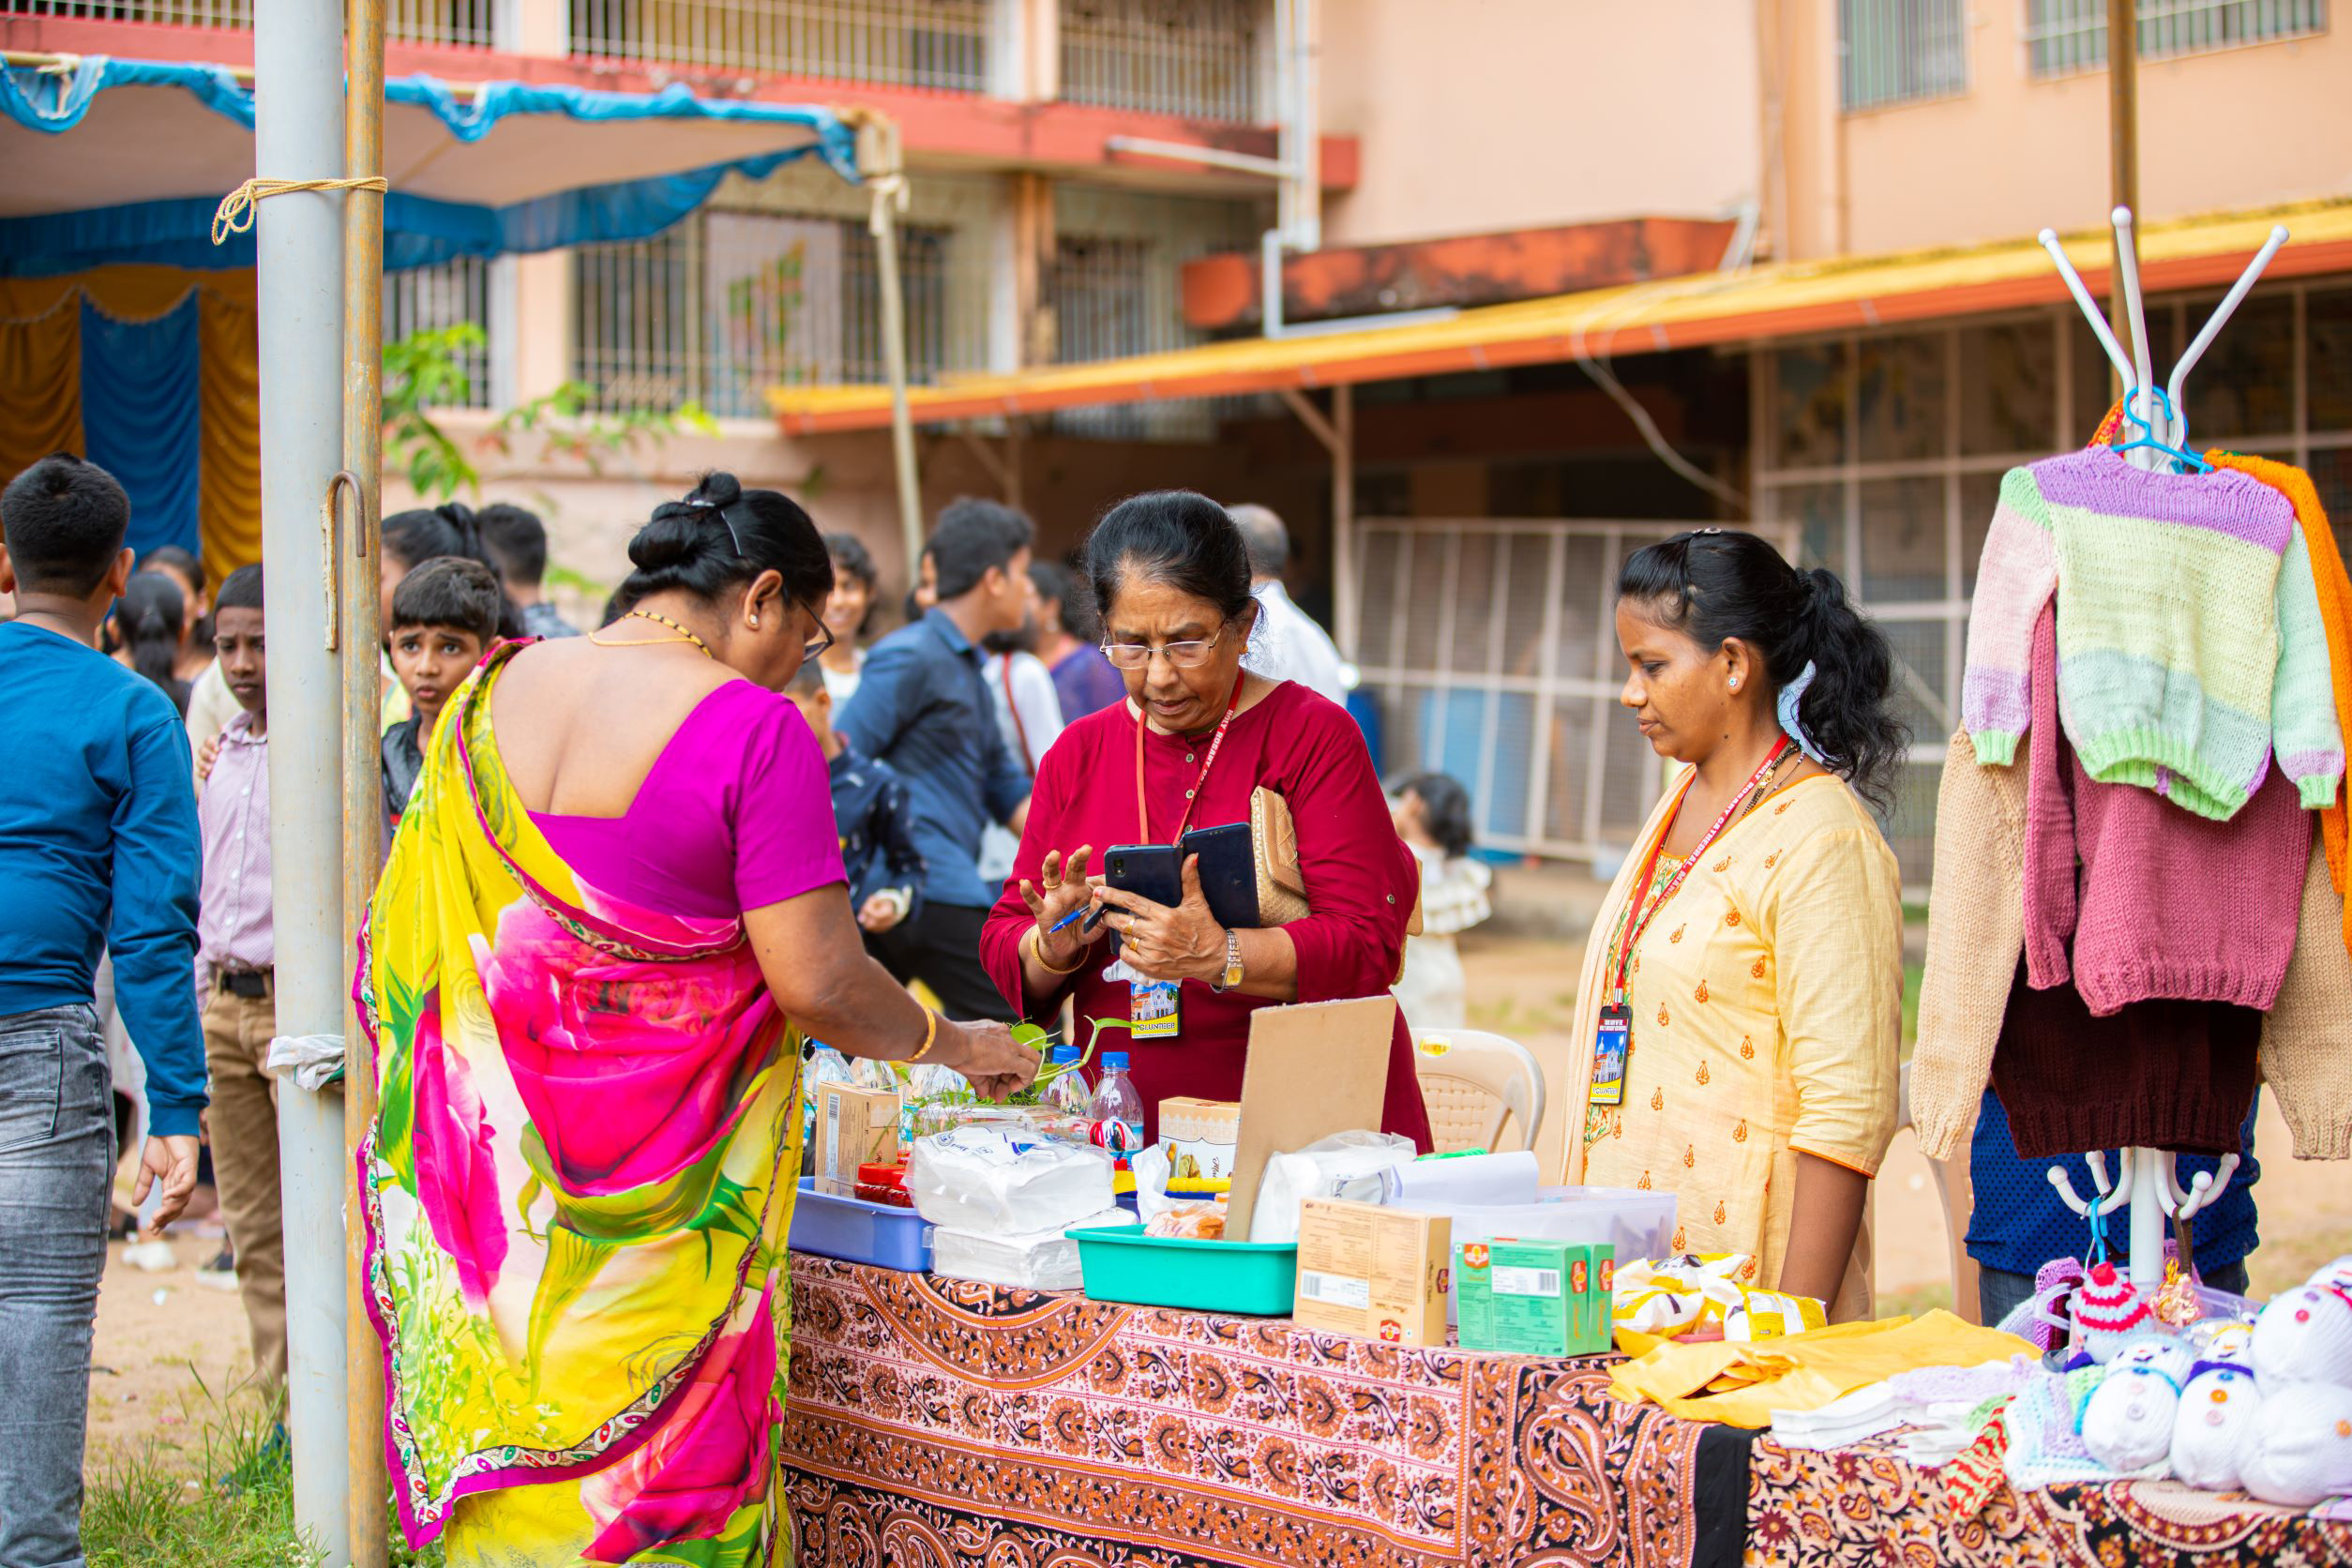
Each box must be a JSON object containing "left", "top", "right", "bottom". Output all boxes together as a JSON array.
[{"left": 1064, "top": 1224, "right": 1300, "bottom": 1316}]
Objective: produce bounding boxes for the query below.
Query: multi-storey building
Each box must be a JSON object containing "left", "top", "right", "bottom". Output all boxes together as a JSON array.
[{"left": 6, "top": 0, "right": 2345, "bottom": 875}]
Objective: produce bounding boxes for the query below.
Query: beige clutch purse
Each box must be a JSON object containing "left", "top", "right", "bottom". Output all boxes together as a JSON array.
[{"left": 1249, "top": 786, "right": 1424, "bottom": 936}]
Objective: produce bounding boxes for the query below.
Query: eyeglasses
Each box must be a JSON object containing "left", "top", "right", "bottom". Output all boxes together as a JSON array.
[
  {"left": 801, "top": 615, "right": 836, "bottom": 663},
  {"left": 1100, "top": 629, "right": 1226, "bottom": 671}
]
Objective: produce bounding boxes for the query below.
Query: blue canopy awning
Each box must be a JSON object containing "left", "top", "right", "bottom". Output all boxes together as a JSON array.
[{"left": 0, "top": 55, "right": 862, "bottom": 276}]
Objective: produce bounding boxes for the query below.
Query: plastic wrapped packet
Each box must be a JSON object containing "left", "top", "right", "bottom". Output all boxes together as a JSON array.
[
  {"left": 930, "top": 1207, "right": 1129, "bottom": 1291},
  {"left": 850, "top": 1052, "right": 899, "bottom": 1093},
  {"left": 1246, "top": 1131, "right": 1418, "bottom": 1244},
  {"left": 802, "top": 1047, "right": 857, "bottom": 1146},
  {"left": 1611, "top": 1253, "right": 1826, "bottom": 1344},
  {"left": 1145, "top": 1202, "right": 1227, "bottom": 1240},
  {"left": 905, "top": 1127, "right": 1115, "bottom": 1238}
]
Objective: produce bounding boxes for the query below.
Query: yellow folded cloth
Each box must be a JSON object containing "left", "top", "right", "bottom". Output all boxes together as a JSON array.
[{"left": 1607, "top": 1310, "right": 2035, "bottom": 1428}]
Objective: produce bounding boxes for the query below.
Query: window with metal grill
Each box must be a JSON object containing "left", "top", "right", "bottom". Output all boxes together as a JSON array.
[{"left": 1839, "top": 0, "right": 1968, "bottom": 110}]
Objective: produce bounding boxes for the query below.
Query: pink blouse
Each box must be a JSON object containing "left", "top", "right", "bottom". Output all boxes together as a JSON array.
[{"left": 533, "top": 681, "right": 845, "bottom": 920}]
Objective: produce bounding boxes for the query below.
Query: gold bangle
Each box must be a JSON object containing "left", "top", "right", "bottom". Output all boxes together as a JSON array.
[
  {"left": 1028, "top": 924, "right": 1086, "bottom": 975},
  {"left": 908, "top": 1005, "right": 941, "bottom": 1063}
]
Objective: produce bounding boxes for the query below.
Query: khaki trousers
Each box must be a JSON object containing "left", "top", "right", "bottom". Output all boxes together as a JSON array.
[{"left": 203, "top": 981, "right": 286, "bottom": 1388}]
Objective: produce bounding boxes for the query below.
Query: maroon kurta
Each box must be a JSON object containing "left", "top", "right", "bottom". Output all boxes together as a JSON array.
[{"left": 981, "top": 681, "right": 1433, "bottom": 1150}]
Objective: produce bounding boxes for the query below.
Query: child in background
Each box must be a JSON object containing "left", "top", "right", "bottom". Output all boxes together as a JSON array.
[
  {"left": 1391, "top": 771, "right": 1492, "bottom": 1032},
  {"left": 381, "top": 557, "right": 501, "bottom": 828},
  {"left": 197, "top": 564, "right": 288, "bottom": 1389},
  {"left": 785, "top": 659, "right": 925, "bottom": 947}
]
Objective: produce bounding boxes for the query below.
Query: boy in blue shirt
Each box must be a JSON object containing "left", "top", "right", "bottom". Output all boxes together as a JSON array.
[
  {"left": 786, "top": 658, "right": 925, "bottom": 948},
  {"left": 0, "top": 454, "right": 205, "bottom": 1564}
]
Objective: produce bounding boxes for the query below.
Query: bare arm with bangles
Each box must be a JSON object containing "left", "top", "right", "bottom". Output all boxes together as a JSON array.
[
  {"left": 1016, "top": 846, "right": 1300, "bottom": 1003},
  {"left": 745, "top": 884, "right": 1039, "bottom": 1100}
]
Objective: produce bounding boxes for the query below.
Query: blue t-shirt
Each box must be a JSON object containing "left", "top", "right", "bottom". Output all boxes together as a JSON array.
[
  {"left": 0, "top": 620, "right": 206, "bottom": 1136},
  {"left": 1966, "top": 1088, "right": 2258, "bottom": 1278},
  {"left": 836, "top": 609, "right": 1030, "bottom": 909}
]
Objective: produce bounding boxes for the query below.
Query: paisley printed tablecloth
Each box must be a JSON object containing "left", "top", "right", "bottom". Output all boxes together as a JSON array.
[
  {"left": 1748, "top": 1436, "right": 2352, "bottom": 1568},
  {"left": 777, "top": 1255, "right": 1710, "bottom": 1568}
]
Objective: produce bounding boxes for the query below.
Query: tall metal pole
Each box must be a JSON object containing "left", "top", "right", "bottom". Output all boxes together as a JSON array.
[
  {"left": 341, "top": 0, "right": 389, "bottom": 1559},
  {"left": 858, "top": 115, "right": 924, "bottom": 572},
  {"left": 252, "top": 0, "right": 354, "bottom": 1558},
  {"left": 1331, "top": 384, "right": 1355, "bottom": 663},
  {"left": 2106, "top": 0, "right": 2138, "bottom": 398}
]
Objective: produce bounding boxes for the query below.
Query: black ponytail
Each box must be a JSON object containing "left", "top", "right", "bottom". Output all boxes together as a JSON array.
[
  {"left": 112, "top": 573, "right": 191, "bottom": 716},
  {"left": 619, "top": 472, "right": 833, "bottom": 613},
  {"left": 382, "top": 501, "right": 528, "bottom": 639},
  {"left": 1617, "top": 530, "right": 1908, "bottom": 811}
]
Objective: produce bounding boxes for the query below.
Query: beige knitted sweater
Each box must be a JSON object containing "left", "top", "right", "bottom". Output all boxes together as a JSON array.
[{"left": 1912, "top": 729, "right": 2352, "bottom": 1162}]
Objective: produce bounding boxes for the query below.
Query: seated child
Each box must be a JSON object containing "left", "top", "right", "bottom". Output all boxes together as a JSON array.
[
  {"left": 382, "top": 556, "right": 501, "bottom": 828},
  {"left": 1390, "top": 771, "right": 1492, "bottom": 1032},
  {"left": 785, "top": 660, "right": 924, "bottom": 942}
]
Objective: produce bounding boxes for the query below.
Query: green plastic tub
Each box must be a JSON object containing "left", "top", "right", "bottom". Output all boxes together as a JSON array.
[{"left": 1064, "top": 1224, "right": 1299, "bottom": 1316}]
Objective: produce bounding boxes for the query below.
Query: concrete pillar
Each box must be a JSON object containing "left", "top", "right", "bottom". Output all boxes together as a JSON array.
[{"left": 509, "top": 249, "right": 573, "bottom": 401}]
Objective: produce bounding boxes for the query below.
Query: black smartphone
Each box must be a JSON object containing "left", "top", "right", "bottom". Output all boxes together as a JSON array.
[
  {"left": 1180, "top": 822, "right": 1259, "bottom": 930},
  {"left": 1092, "top": 843, "right": 1183, "bottom": 942}
]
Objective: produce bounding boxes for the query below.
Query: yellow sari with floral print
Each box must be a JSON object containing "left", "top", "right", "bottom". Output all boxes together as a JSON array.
[{"left": 358, "top": 644, "right": 804, "bottom": 1566}]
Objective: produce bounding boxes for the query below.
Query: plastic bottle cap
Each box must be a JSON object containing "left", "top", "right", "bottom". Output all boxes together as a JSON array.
[
  {"left": 1048, "top": 1045, "right": 1079, "bottom": 1064},
  {"left": 1103, "top": 1051, "right": 1129, "bottom": 1072}
]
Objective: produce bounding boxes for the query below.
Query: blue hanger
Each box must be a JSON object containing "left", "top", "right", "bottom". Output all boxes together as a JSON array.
[
  {"left": 2083, "top": 1176, "right": 2110, "bottom": 1266},
  {"left": 2110, "top": 386, "right": 2212, "bottom": 474}
]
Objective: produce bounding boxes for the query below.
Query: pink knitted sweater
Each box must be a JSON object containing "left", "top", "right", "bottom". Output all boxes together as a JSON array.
[{"left": 2024, "top": 601, "right": 2311, "bottom": 1014}]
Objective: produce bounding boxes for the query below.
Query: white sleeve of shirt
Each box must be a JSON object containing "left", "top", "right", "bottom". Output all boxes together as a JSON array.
[{"left": 1254, "top": 586, "right": 1351, "bottom": 707}]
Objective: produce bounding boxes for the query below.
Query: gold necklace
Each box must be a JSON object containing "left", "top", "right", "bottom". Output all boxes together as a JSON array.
[{"left": 590, "top": 610, "right": 716, "bottom": 661}]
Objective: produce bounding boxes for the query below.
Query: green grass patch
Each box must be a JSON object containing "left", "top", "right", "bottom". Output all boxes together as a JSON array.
[{"left": 82, "top": 1374, "right": 311, "bottom": 1568}]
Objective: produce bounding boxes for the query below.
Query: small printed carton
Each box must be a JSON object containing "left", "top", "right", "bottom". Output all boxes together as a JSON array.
[
  {"left": 814, "top": 1081, "right": 901, "bottom": 1196},
  {"left": 1291, "top": 1199, "right": 1452, "bottom": 1347}
]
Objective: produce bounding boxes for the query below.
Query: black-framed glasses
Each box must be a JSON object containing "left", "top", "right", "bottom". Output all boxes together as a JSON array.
[
  {"left": 800, "top": 607, "right": 836, "bottom": 663},
  {"left": 1101, "top": 629, "right": 1226, "bottom": 670}
]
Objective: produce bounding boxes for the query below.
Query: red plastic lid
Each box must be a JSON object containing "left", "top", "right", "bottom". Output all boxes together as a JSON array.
[{"left": 857, "top": 1162, "right": 905, "bottom": 1187}]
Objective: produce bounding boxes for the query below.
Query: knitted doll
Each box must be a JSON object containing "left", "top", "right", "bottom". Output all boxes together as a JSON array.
[
  {"left": 2238, "top": 1383, "right": 2352, "bottom": 1507},
  {"left": 2251, "top": 1283, "right": 2352, "bottom": 1395},
  {"left": 2072, "top": 1261, "right": 2153, "bottom": 1364},
  {"left": 2170, "top": 1364, "right": 2262, "bottom": 1490},
  {"left": 2081, "top": 1357, "right": 2182, "bottom": 1474}
]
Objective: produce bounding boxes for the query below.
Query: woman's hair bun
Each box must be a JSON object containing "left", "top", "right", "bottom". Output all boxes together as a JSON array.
[
  {"left": 627, "top": 471, "right": 746, "bottom": 574},
  {"left": 688, "top": 471, "right": 743, "bottom": 510}
]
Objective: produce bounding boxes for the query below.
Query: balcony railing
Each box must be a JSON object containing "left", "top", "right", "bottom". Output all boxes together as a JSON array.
[
  {"left": 565, "top": 0, "right": 992, "bottom": 91},
  {"left": 2025, "top": 0, "right": 2327, "bottom": 76},
  {"left": 0, "top": 0, "right": 494, "bottom": 46},
  {"left": 1059, "top": 0, "right": 1264, "bottom": 121}
]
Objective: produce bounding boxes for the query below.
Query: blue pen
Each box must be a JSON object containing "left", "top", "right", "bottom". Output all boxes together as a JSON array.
[{"left": 1047, "top": 905, "right": 1091, "bottom": 937}]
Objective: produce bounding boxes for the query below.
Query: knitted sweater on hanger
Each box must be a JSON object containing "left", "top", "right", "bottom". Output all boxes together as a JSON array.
[
  {"left": 1962, "top": 447, "right": 2342, "bottom": 821},
  {"left": 2022, "top": 601, "right": 2310, "bottom": 1014},
  {"left": 2205, "top": 452, "right": 2352, "bottom": 929},
  {"left": 1909, "top": 726, "right": 2352, "bottom": 1164}
]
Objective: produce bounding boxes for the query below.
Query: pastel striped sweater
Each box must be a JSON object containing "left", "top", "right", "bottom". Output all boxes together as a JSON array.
[{"left": 1962, "top": 447, "right": 2343, "bottom": 821}]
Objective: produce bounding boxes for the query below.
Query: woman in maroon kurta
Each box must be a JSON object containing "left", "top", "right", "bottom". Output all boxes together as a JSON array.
[{"left": 980, "top": 491, "right": 1432, "bottom": 1150}]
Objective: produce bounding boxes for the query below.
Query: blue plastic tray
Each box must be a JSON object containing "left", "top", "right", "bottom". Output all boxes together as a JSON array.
[{"left": 790, "top": 1177, "right": 933, "bottom": 1272}]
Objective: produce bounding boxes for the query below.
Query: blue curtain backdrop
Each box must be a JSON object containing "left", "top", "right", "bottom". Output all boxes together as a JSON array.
[{"left": 80, "top": 294, "right": 202, "bottom": 560}]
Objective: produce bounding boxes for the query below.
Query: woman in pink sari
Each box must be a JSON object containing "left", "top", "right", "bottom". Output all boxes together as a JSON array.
[{"left": 360, "top": 473, "right": 1036, "bottom": 1566}]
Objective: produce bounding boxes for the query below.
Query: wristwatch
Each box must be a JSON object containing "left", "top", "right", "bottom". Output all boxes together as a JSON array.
[{"left": 1213, "top": 928, "right": 1244, "bottom": 993}]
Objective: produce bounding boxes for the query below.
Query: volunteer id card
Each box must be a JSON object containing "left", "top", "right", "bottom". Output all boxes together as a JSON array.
[{"left": 1588, "top": 1003, "right": 1631, "bottom": 1106}]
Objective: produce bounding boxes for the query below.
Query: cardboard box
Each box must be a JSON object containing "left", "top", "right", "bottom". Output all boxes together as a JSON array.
[
  {"left": 1455, "top": 1237, "right": 1575, "bottom": 1355},
  {"left": 1157, "top": 1097, "right": 1240, "bottom": 1190},
  {"left": 1226, "top": 996, "right": 1397, "bottom": 1240},
  {"left": 1291, "top": 1199, "right": 1451, "bottom": 1347},
  {"left": 815, "top": 1081, "right": 900, "bottom": 1196},
  {"left": 1575, "top": 1244, "right": 1616, "bottom": 1354}
]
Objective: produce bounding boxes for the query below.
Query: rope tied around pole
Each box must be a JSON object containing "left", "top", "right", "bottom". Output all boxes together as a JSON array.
[{"left": 211, "top": 175, "right": 388, "bottom": 246}]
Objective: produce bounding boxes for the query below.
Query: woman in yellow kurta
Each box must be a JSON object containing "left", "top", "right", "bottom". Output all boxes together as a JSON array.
[{"left": 1567, "top": 530, "right": 1906, "bottom": 1321}]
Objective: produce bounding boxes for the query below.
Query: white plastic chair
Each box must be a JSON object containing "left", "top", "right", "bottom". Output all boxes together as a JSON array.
[{"left": 1410, "top": 1029, "right": 1545, "bottom": 1155}]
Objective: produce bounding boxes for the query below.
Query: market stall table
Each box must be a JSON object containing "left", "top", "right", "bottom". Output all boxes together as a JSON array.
[{"left": 778, "top": 1254, "right": 1750, "bottom": 1568}]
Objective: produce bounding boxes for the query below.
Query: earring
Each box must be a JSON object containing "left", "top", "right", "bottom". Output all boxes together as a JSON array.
[
  {"left": 748, "top": 614, "right": 760, "bottom": 628},
  {"left": 1729, "top": 677, "right": 1739, "bottom": 690}
]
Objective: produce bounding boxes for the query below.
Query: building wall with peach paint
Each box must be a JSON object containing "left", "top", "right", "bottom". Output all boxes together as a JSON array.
[{"left": 1319, "top": 0, "right": 1766, "bottom": 249}]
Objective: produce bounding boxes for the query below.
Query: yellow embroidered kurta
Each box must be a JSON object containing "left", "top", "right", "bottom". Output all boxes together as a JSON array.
[{"left": 1568, "top": 774, "right": 1903, "bottom": 1321}]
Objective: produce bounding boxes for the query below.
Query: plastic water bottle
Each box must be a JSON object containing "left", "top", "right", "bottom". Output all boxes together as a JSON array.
[
  {"left": 1043, "top": 1045, "right": 1093, "bottom": 1118},
  {"left": 1086, "top": 1050, "right": 1145, "bottom": 1157}
]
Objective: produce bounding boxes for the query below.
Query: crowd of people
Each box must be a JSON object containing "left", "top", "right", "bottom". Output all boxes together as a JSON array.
[{"left": 0, "top": 452, "right": 2267, "bottom": 1563}]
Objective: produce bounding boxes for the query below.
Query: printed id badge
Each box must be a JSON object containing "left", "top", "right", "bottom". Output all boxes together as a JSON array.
[
  {"left": 1588, "top": 1003, "right": 1632, "bottom": 1106},
  {"left": 1130, "top": 978, "right": 1181, "bottom": 1039}
]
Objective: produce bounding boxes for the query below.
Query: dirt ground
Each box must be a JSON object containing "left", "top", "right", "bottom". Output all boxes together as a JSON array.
[{"left": 87, "top": 929, "right": 2350, "bottom": 1470}]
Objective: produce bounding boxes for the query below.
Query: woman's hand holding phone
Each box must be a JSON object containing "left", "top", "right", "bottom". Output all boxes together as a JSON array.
[{"left": 1093, "top": 853, "right": 1227, "bottom": 984}]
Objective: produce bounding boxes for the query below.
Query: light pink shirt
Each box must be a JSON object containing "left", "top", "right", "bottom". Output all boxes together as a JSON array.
[{"left": 198, "top": 711, "right": 274, "bottom": 972}]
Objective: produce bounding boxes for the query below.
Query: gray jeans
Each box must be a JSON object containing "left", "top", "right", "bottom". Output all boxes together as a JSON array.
[{"left": 0, "top": 1004, "right": 113, "bottom": 1568}]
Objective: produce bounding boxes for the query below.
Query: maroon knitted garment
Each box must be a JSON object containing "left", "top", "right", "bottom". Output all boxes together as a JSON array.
[
  {"left": 1990, "top": 960, "right": 2259, "bottom": 1158},
  {"left": 2022, "top": 602, "right": 2310, "bottom": 1015}
]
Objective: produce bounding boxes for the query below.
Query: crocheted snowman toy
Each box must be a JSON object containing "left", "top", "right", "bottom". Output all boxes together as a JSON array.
[
  {"left": 2072, "top": 1262, "right": 2153, "bottom": 1365},
  {"left": 2249, "top": 1275, "right": 2352, "bottom": 1396},
  {"left": 2171, "top": 1363, "right": 2262, "bottom": 1491},
  {"left": 2081, "top": 1336, "right": 2192, "bottom": 1474},
  {"left": 2230, "top": 1257, "right": 2352, "bottom": 1505}
]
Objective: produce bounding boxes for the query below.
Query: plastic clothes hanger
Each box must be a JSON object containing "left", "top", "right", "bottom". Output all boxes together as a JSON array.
[{"left": 2110, "top": 386, "right": 2210, "bottom": 474}]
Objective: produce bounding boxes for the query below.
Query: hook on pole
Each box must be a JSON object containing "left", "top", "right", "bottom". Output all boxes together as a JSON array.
[
  {"left": 2166, "top": 224, "right": 2289, "bottom": 450},
  {"left": 2039, "top": 227, "right": 2136, "bottom": 395}
]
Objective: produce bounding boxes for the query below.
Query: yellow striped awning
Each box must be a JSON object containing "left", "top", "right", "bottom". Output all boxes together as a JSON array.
[{"left": 768, "top": 198, "right": 2352, "bottom": 435}]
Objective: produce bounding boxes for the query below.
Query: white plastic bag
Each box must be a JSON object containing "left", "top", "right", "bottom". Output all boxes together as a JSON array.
[
  {"left": 1246, "top": 1130, "right": 1417, "bottom": 1244},
  {"left": 930, "top": 1207, "right": 1129, "bottom": 1291},
  {"left": 905, "top": 1127, "right": 1114, "bottom": 1237}
]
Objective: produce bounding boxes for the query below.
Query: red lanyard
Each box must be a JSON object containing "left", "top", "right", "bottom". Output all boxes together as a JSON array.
[
  {"left": 1609, "top": 736, "right": 1788, "bottom": 1003},
  {"left": 1134, "top": 672, "right": 1246, "bottom": 844}
]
